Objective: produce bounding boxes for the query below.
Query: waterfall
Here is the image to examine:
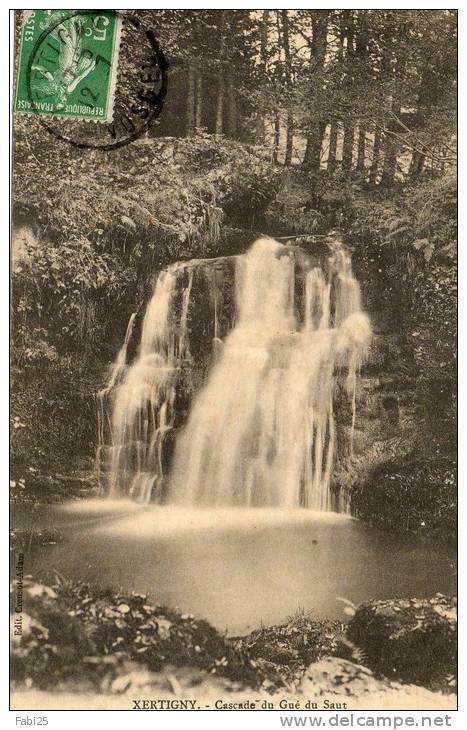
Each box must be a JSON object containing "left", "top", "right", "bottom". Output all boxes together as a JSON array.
[
  {"left": 97, "top": 265, "right": 182, "bottom": 502},
  {"left": 97, "top": 236, "right": 371, "bottom": 510}
]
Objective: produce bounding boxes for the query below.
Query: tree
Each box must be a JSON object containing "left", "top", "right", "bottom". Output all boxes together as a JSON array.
[
  {"left": 215, "top": 11, "right": 226, "bottom": 134},
  {"left": 280, "top": 10, "right": 294, "bottom": 165},
  {"left": 135, "top": 9, "right": 455, "bottom": 181},
  {"left": 302, "top": 10, "right": 329, "bottom": 171}
]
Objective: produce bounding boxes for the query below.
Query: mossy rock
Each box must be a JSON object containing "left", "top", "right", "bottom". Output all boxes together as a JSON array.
[
  {"left": 351, "top": 456, "right": 457, "bottom": 541},
  {"left": 347, "top": 595, "right": 456, "bottom": 688}
]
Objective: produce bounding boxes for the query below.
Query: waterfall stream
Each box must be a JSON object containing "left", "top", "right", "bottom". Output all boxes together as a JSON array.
[{"left": 96, "top": 237, "right": 371, "bottom": 510}]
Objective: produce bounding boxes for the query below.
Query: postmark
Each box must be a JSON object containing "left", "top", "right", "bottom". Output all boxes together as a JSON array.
[{"left": 14, "top": 10, "right": 168, "bottom": 149}]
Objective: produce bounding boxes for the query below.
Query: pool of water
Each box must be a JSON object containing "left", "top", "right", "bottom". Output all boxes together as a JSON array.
[{"left": 11, "top": 500, "right": 456, "bottom": 635}]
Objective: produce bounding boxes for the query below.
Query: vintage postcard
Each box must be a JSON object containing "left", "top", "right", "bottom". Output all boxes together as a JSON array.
[{"left": 10, "top": 8, "right": 457, "bottom": 714}]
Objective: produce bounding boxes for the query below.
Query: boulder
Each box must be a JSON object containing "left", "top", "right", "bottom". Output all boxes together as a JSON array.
[
  {"left": 234, "top": 612, "right": 343, "bottom": 687},
  {"left": 346, "top": 595, "right": 456, "bottom": 686}
]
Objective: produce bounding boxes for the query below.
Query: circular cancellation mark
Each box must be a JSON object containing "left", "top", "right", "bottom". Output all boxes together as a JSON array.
[{"left": 20, "top": 9, "right": 168, "bottom": 150}]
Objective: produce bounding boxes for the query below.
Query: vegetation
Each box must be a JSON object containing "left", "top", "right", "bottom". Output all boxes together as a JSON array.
[{"left": 10, "top": 13, "right": 457, "bottom": 709}]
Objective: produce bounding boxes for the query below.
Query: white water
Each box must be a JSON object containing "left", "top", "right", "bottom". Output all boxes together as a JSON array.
[
  {"left": 169, "top": 238, "right": 370, "bottom": 510},
  {"left": 97, "top": 237, "right": 371, "bottom": 510},
  {"left": 97, "top": 267, "right": 183, "bottom": 502}
]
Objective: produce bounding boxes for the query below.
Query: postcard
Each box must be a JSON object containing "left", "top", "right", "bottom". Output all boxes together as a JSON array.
[{"left": 10, "top": 8, "right": 457, "bottom": 713}]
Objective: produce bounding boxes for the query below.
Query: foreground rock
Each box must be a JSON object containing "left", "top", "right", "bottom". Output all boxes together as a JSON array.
[
  {"left": 347, "top": 595, "right": 456, "bottom": 689},
  {"left": 10, "top": 577, "right": 261, "bottom": 692},
  {"left": 300, "top": 657, "right": 454, "bottom": 709},
  {"left": 10, "top": 576, "right": 456, "bottom": 709},
  {"left": 233, "top": 611, "right": 344, "bottom": 687}
]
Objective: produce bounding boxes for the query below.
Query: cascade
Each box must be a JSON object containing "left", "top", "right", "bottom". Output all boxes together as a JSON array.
[{"left": 96, "top": 236, "right": 371, "bottom": 510}]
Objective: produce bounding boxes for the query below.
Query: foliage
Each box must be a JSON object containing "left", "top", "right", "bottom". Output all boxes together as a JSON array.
[
  {"left": 11, "top": 356, "right": 101, "bottom": 477},
  {"left": 11, "top": 132, "right": 278, "bottom": 480},
  {"left": 352, "top": 174, "right": 457, "bottom": 400},
  {"left": 11, "top": 227, "right": 124, "bottom": 471},
  {"left": 13, "top": 232, "right": 134, "bottom": 359},
  {"left": 10, "top": 528, "right": 63, "bottom": 549},
  {"left": 13, "top": 124, "right": 277, "bottom": 263},
  {"left": 153, "top": 9, "right": 457, "bottom": 179},
  {"left": 11, "top": 580, "right": 96, "bottom": 689},
  {"left": 11, "top": 575, "right": 256, "bottom": 691},
  {"left": 267, "top": 169, "right": 457, "bottom": 428}
]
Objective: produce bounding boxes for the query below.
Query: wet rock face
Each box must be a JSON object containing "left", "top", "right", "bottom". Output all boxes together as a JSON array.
[
  {"left": 334, "top": 247, "right": 430, "bottom": 520},
  {"left": 346, "top": 595, "right": 457, "bottom": 687},
  {"left": 343, "top": 243, "right": 456, "bottom": 537},
  {"left": 100, "top": 233, "right": 452, "bottom": 517}
]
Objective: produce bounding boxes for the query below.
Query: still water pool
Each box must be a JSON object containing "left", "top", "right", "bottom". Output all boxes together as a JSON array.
[{"left": 11, "top": 500, "right": 456, "bottom": 635}]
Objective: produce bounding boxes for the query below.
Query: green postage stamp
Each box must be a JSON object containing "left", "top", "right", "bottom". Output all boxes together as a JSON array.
[{"left": 14, "top": 10, "right": 122, "bottom": 122}]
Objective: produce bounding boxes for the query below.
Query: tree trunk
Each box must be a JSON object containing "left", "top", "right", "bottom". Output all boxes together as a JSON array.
[
  {"left": 340, "top": 12, "right": 355, "bottom": 173},
  {"left": 342, "top": 125, "right": 354, "bottom": 170},
  {"left": 327, "top": 120, "right": 338, "bottom": 173},
  {"left": 256, "top": 10, "right": 270, "bottom": 144},
  {"left": 356, "top": 125, "right": 366, "bottom": 172},
  {"left": 409, "top": 149, "right": 426, "bottom": 180},
  {"left": 380, "top": 13, "right": 404, "bottom": 187},
  {"left": 303, "top": 11, "right": 329, "bottom": 171},
  {"left": 303, "top": 122, "right": 325, "bottom": 170},
  {"left": 327, "top": 13, "right": 344, "bottom": 174},
  {"left": 215, "top": 12, "right": 226, "bottom": 134},
  {"left": 226, "top": 74, "right": 237, "bottom": 139},
  {"left": 215, "top": 80, "right": 224, "bottom": 134},
  {"left": 272, "top": 112, "right": 280, "bottom": 164},
  {"left": 284, "top": 117, "right": 294, "bottom": 165},
  {"left": 186, "top": 64, "right": 195, "bottom": 136},
  {"left": 408, "top": 60, "right": 434, "bottom": 181},
  {"left": 381, "top": 104, "right": 400, "bottom": 186},
  {"left": 440, "top": 147, "right": 446, "bottom": 175},
  {"left": 355, "top": 14, "right": 369, "bottom": 175},
  {"left": 281, "top": 10, "right": 294, "bottom": 166},
  {"left": 195, "top": 72, "right": 202, "bottom": 129},
  {"left": 368, "top": 126, "right": 381, "bottom": 184},
  {"left": 342, "top": 9, "right": 355, "bottom": 54}
]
